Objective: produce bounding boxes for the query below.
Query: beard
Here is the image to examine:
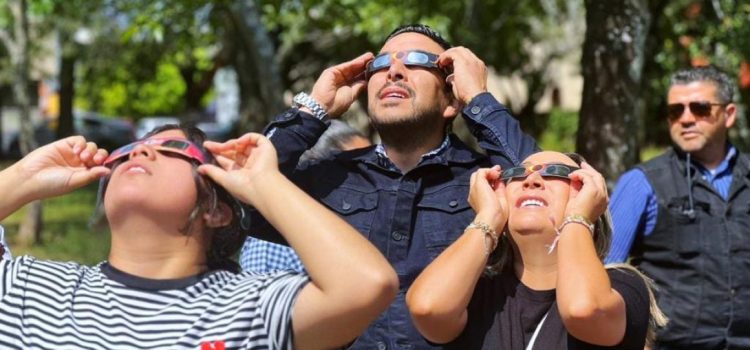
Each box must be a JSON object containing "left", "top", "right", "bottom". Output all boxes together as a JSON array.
[{"left": 368, "top": 84, "right": 448, "bottom": 153}]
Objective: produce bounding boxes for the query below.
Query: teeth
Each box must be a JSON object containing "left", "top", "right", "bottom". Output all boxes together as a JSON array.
[
  {"left": 521, "top": 199, "right": 545, "bottom": 208},
  {"left": 127, "top": 166, "right": 146, "bottom": 174},
  {"left": 386, "top": 92, "right": 404, "bottom": 98}
]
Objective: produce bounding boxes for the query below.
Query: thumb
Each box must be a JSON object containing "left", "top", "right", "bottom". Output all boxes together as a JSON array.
[
  {"left": 69, "top": 167, "right": 111, "bottom": 189},
  {"left": 198, "top": 164, "right": 228, "bottom": 187},
  {"left": 351, "top": 79, "right": 367, "bottom": 100}
]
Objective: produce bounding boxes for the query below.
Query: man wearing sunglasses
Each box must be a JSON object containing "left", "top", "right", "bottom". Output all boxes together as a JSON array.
[
  {"left": 606, "top": 65, "right": 750, "bottom": 349},
  {"left": 256, "top": 24, "right": 538, "bottom": 349}
]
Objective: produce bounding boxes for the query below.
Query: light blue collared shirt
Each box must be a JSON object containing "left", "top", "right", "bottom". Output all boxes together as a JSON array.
[{"left": 0, "top": 225, "right": 12, "bottom": 260}]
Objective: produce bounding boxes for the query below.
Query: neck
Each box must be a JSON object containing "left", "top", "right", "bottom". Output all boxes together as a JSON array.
[
  {"left": 690, "top": 142, "right": 728, "bottom": 170},
  {"left": 381, "top": 131, "right": 445, "bottom": 172},
  {"left": 108, "top": 217, "right": 208, "bottom": 280},
  {"left": 511, "top": 231, "right": 558, "bottom": 290}
]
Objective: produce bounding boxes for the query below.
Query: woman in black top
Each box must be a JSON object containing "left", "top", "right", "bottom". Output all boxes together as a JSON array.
[{"left": 407, "top": 151, "right": 666, "bottom": 349}]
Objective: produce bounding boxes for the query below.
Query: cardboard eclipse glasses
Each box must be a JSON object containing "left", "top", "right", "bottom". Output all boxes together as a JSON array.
[
  {"left": 365, "top": 50, "right": 449, "bottom": 78},
  {"left": 103, "top": 137, "right": 208, "bottom": 167},
  {"left": 501, "top": 163, "right": 580, "bottom": 183}
]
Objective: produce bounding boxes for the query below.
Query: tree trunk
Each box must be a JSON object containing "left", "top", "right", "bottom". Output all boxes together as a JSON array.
[
  {"left": 228, "top": 0, "right": 286, "bottom": 130},
  {"left": 11, "top": 0, "right": 43, "bottom": 245},
  {"left": 58, "top": 54, "right": 76, "bottom": 139},
  {"left": 577, "top": 0, "right": 651, "bottom": 186},
  {"left": 17, "top": 200, "right": 42, "bottom": 246}
]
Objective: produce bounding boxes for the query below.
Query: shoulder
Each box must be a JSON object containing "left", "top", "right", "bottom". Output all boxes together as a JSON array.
[
  {"left": 637, "top": 149, "right": 675, "bottom": 171},
  {"left": 607, "top": 267, "right": 648, "bottom": 295},
  {"left": 217, "top": 270, "right": 309, "bottom": 295},
  {"left": 605, "top": 266, "right": 650, "bottom": 319}
]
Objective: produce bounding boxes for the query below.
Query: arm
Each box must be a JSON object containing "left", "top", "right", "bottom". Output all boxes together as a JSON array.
[
  {"left": 250, "top": 53, "right": 374, "bottom": 244},
  {"left": 555, "top": 162, "right": 627, "bottom": 345},
  {"left": 201, "top": 133, "right": 398, "bottom": 350},
  {"left": 438, "top": 47, "right": 539, "bottom": 169},
  {"left": 264, "top": 52, "right": 373, "bottom": 175},
  {"left": 407, "top": 166, "right": 508, "bottom": 343},
  {"left": 605, "top": 169, "right": 655, "bottom": 263},
  {"left": 0, "top": 136, "right": 109, "bottom": 221}
]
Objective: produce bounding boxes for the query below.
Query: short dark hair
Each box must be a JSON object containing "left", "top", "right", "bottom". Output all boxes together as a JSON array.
[
  {"left": 299, "top": 120, "right": 368, "bottom": 164},
  {"left": 670, "top": 65, "right": 735, "bottom": 104},
  {"left": 384, "top": 24, "right": 452, "bottom": 50}
]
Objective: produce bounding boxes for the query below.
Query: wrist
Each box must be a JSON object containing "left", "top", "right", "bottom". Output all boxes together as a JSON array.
[
  {"left": 474, "top": 211, "right": 505, "bottom": 232},
  {"left": 465, "top": 221, "right": 500, "bottom": 256},
  {"left": 293, "top": 92, "right": 329, "bottom": 121}
]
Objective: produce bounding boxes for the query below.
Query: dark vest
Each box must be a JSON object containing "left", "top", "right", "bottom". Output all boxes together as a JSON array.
[{"left": 633, "top": 148, "right": 750, "bottom": 349}]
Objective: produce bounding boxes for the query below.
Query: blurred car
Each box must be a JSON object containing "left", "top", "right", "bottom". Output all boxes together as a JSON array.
[
  {"left": 5, "top": 111, "right": 135, "bottom": 158},
  {"left": 135, "top": 116, "right": 181, "bottom": 139},
  {"left": 196, "top": 122, "right": 234, "bottom": 142}
]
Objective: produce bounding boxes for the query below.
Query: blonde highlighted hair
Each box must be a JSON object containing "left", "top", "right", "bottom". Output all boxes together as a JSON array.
[{"left": 484, "top": 152, "right": 667, "bottom": 345}]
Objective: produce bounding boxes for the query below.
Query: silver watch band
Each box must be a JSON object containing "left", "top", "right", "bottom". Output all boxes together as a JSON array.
[{"left": 293, "top": 92, "right": 329, "bottom": 120}]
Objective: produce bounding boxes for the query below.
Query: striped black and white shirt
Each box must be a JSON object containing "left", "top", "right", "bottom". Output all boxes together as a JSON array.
[{"left": 0, "top": 254, "right": 309, "bottom": 349}]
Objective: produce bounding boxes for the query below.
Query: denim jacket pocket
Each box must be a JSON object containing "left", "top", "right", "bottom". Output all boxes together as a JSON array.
[
  {"left": 417, "top": 184, "right": 474, "bottom": 259},
  {"left": 318, "top": 187, "right": 378, "bottom": 238}
]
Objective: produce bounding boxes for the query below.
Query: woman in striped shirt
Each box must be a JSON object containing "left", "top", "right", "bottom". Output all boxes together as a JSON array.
[{"left": 0, "top": 124, "right": 397, "bottom": 349}]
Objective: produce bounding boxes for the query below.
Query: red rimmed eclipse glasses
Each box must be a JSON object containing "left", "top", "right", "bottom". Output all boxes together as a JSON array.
[{"left": 103, "top": 137, "right": 208, "bottom": 167}]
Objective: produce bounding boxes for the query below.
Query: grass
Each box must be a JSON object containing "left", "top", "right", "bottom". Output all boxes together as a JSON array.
[{"left": 2, "top": 178, "right": 110, "bottom": 265}]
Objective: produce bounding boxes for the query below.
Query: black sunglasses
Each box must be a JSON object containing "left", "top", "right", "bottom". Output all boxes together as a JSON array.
[
  {"left": 667, "top": 101, "right": 726, "bottom": 121},
  {"left": 501, "top": 163, "right": 580, "bottom": 183}
]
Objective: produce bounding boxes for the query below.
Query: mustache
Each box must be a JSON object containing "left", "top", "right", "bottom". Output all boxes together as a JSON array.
[{"left": 376, "top": 82, "right": 415, "bottom": 98}]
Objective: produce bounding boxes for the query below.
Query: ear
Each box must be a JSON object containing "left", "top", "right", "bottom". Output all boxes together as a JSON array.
[
  {"left": 203, "top": 202, "right": 233, "bottom": 228},
  {"left": 442, "top": 94, "right": 462, "bottom": 119},
  {"left": 724, "top": 103, "right": 737, "bottom": 129}
]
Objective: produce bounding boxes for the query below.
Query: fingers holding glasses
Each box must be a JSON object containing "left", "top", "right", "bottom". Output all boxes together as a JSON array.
[
  {"left": 438, "top": 47, "right": 488, "bottom": 104},
  {"left": 311, "top": 52, "right": 374, "bottom": 118},
  {"left": 566, "top": 162, "right": 608, "bottom": 221}
]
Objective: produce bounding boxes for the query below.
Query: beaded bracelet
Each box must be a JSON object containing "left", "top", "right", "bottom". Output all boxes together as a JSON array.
[
  {"left": 465, "top": 221, "right": 499, "bottom": 256},
  {"left": 547, "top": 214, "right": 595, "bottom": 254}
]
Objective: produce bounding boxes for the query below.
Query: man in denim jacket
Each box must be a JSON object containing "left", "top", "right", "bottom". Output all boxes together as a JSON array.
[{"left": 254, "top": 24, "right": 538, "bottom": 349}]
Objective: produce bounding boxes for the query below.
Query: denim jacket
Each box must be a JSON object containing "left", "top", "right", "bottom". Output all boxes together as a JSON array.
[{"left": 254, "top": 92, "right": 538, "bottom": 349}]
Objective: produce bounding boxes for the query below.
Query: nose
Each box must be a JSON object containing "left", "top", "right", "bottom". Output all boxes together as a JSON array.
[
  {"left": 522, "top": 171, "right": 545, "bottom": 190},
  {"left": 386, "top": 57, "right": 407, "bottom": 82},
  {"left": 676, "top": 106, "right": 697, "bottom": 124},
  {"left": 128, "top": 143, "right": 156, "bottom": 161}
]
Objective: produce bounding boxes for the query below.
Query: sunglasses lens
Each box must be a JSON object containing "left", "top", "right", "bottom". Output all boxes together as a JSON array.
[
  {"left": 689, "top": 102, "right": 713, "bottom": 117},
  {"left": 501, "top": 167, "right": 527, "bottom": 181},
  {"left": 667, "top": 104, "right": 685, "bottom": 120},
  {"left": 406, "top": 51, "right": 430, "bottom": 65},
  {"left": 161, "top": 139, "right": 191, "bottom": 150},
  {"left": 369, "top": 54, "right": 391, "bottom": 72},
  {"left": 543, "top": 164, "right": 573, "bottom": 177}
]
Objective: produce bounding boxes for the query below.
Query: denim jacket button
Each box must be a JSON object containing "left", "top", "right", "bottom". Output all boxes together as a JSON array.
[
  {"left": 449, "top": 200, "right": 458, "bottom": 208},
  {"left": 377, "top": 341, "right": 387, "bottom": 350},
  {"left": 342, "top": 201, "right": 352, "bottom": 211},
  {"left": 391, "top": 231, "right": 405, "bottom": 241},
  {"left": 470, "top": 106, "right": 481, "bottom": 115}
]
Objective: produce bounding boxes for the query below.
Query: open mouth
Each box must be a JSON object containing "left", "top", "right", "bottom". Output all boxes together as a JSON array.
[
  {"left": 379, "top": 86, "right": 411, "bottom": 100},
  {"left": 517, "top": 197, "right": 548, "bottom": 208}
]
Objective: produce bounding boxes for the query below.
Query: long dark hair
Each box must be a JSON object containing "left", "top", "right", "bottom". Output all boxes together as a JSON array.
[{"left": 94, "top": 124, "right": 247, "bottom": 272}]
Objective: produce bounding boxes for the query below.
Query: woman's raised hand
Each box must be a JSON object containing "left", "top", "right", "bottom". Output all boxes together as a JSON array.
[
  {"left": 468, "top": 165, "right": 508, "bottom": 232},
  {"left": 13, "top": 136, "right": 110, "bottom": 201},
  {"left": 199, "top": 132, "right": 279, "bottom": 205},
  {"left": 564, "top": 161, "right": 609, "bottom": 222}
]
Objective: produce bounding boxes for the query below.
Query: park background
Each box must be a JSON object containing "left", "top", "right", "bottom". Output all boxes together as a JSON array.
[{"left": 0, "top": 0, "right": 749, "bottom": 264}]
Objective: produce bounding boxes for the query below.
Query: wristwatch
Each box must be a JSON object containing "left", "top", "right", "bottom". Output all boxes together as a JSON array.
[{"left": 293, "top": 92, "right": 329, "bottom": 121}]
